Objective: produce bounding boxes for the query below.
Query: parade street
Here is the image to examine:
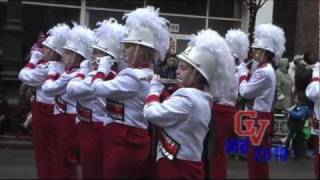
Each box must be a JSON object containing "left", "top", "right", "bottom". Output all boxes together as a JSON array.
[{"left": 0, "top": 149, "right": 315, "bottom": 179}]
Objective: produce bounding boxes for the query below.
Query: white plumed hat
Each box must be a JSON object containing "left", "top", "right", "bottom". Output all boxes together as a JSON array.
[
  {"left": 225, "top": 29, "right": 249, "bottom": 62},
  {"left": 177, "top": 29, "right": 235, "bottom": 98},
  {"left": 42, "top": 23, "right": 71, "bottom": 56},
  {"left": 93, "top": 18, "right": 126, "bottom": 60},
  {"left": 122, "top": 6, "right": 170, "bottom": 62},
  {"left": 252, "top": 24, "right": 286, "bottom": 59},
  {"left": 63, "top": 23, "right": 96, "bottom": 60}
]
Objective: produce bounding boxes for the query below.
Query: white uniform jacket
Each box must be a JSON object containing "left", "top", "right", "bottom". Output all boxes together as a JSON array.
[
  {"left": 66, "top": 70, "right": 114, "bottom": 124},
  {"left": 239, "top": 63, "right": 276, "bottom": 112},
  {"left": 218, "top": 72, "right": 239, "bottom": 106},
  {"left": 306, "top": 77, "right": 320, "bottom": 121},
  {"left": 18, "top": 60, "right": 63, "bottom": 105},
  {"left": 144, "top": 88, "right": 213, "bottom": 162},
  {"left": 91, "top": 67, "right": 153, "bottom": 129},
  {"left": 42, "top": 68, "right": 79, "bottom": 115}
]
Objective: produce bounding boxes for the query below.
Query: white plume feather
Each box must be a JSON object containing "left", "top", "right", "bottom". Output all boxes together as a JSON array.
[
  {"left": 47, "top": 23, "right": 71, "bottom": 43},
  {"left": 189, "top": 29, "right": 235, "bottom": 99},
  {"left": 254, "top": 24, "right": 286, "bottom": 59},
  {"left": 225, "top": 29, "right": 249, "bottom": 62},
  {"left": 123, "top": 6, "right": 170, "bottom": 61},
  {"left": 70, "top": 22, "right": 96, "bottom": 48},
  {"left": 95, "top": 18, "right": 125, "bottom": 45},
  {"left": 69, "top": 23, "right": 96, "bottom": 59},
  {"left": 94, "top": 18, "right": 126, "bottom": 58}
]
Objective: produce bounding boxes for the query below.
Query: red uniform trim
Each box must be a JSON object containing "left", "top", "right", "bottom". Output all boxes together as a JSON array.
[
  {"left": 46, "top": 73, "right": 60, "bottom": 81},
  {"left": 25, "top": 63, "right": 36, "bottom": 69},
  {"left": 311, "top": 77, "right": 320, "bottom": 83},
  {"left": 134, "top": 64, "right": 151, "bottom": 69},
  {"left": 92, "top": 71, "right": 116, "bottom": 82},
  {"left": 239, "top": 75, "right": 248, "bottom": 83},
  {"left": 145, "top": 94, "right": 160, "bottom": 104},
  {"left": 76, "top": 73, "right": 85, "bottom": 79},
  {"left": 160, "top": 90, "right": 171, "bottom": 101},
  {"left": 38, "top": 59, "right": 48, "bottom": 64},
  {"left": 105, "top": 72, "right": 116, "bottom": 80},
  {"left": 212, "top": 103, "right": 237, "bottom": 113}
]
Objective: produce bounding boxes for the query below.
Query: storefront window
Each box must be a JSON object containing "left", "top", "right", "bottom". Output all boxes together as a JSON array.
[
  {"left": 0, "top": 2, "right": 6, "bottom": 55},
  {"left": 146, "top": 0, "right": 207, "bottom": 16},
  {"left": 176, "top": 39, "right": 189, "bottom": 54},
  {"left": 22, "top": 4, "right": 80, "bottom": 55},
  {"left": 210, "top": 0, "right": 242, "bottom": 18},
  {"left": 87, "top": 0, "right": 144, "bottom": 10},
  {"left": 208, "top": 20, "right": 241, "bottom": 35},
  {"left": 163, "top": 15, "right": 205, "bottom": 35},
  {"left": 87, "top": 10, "right": 125, "bottom": 29}
]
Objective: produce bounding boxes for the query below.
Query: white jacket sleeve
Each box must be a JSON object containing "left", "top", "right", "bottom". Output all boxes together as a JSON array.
[
  {"left": 66, "top": 76, "right": 93, "bottom": 99},
  {"left": 306, "top": 81, "right": 320, "bottom": 103},
  {"left": 239, "top": 68, "right": 269, "bottom": 99},
  {"left": 42, "top": 72, "right": 74, "bottom": 96},
  {"left": 18, "top": 65, "right": 48, "bottom": 87},
  {"left": 144, "top": 92, "right": 192, "bottom": 127},
  {"left": 91, "top": 74, "right": 140, "bottom": 99}
]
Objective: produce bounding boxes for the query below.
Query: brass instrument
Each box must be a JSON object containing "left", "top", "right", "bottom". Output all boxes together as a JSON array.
[{"left": 141, "top": 75, "right": 179, "bottom": 84}]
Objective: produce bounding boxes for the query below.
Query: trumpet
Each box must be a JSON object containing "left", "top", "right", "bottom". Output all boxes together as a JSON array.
[
  {"left": 159, "top": 78, "right": 179, "bottom": 84},
  {"left": 141, "top": 75, "right": 179, "bottom": 84},
  {"left": 91, "top": 56, "right": 120, "bottom": 67}
]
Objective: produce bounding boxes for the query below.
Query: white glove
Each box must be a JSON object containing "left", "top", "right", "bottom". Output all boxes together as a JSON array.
[
  {"left": 48, "top": 62, "right": 58, "bottom": 75},
  {"left": 277, "top": 94, "right": 285, "bottom": 101},
  {"left": 75, "top": 117, "right": 81, "bottom": 124},
  {"left": 149, "top": 75, "right": 164, "bottom": 96},
  {"left": 79, "top": 60, "right": 91, "bottom": 75},
  {"left": 60, "top": 72, "right": 74, "bottom": 82},
  {"left": 238, "top": 62, "right": 249, "bottom": 77},
  {"left": 29, "top": 50, "right": 43, "bottom": 65},
  {"left": 312, "top": 62, "right": 320, "bottom": 78},
  {"left": 97, "top": 56, "right": 112, "bottom": 75},
  {"left": 55, "top": 62, "right": 66, "bottom": 75}
]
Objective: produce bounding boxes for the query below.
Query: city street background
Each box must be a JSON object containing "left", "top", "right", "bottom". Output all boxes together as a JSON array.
[{"left": 0, "top": 148, "right": 315, "bottom": 179}]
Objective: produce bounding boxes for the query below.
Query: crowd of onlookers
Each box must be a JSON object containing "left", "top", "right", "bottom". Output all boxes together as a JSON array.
[{"left": 275, "top": 50, "right": 318, "bottom": 160}]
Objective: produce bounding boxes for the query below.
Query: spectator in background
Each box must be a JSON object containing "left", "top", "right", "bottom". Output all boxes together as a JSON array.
[
  {"left": 18, "top": 83, "right": 34, "bottom": 131},
  {"left": 30, "top": 32, "right": 46, "bottom": 53},
  {"left": 286, "top": 95, "right": 312, "bottom": 160},
  {"left": 294, "top": 50, "right": 317, "bottom": 109},
  {"left": 23, "top": 32, "right": 46, "bottom": 64},
  {"left": 0, "top": 89, "right": 9, "bottom": 135},
  {"left": 292, "top": 50, "right": 319, "bottom": 160},
  {"left": 275, "top": 57, "right": 293, "bottom": 113},
  {"left": 156, "top": 53, "right": 178, "bottom": 79},
  {"left": 288, "top": 54, "right": 303, "bottom": 83}
]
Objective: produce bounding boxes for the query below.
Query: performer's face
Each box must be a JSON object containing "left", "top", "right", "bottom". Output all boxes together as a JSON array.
[
  {"left": 62, "top": 49, "right": 82, "bottom": 68},
  {"left": 252, "top": 48, "right": 265, "bottom": 62},
  {"left": 91, "top": 48, "right": 107, "bottom": 69},
  {"left": 43, "top": 46, "right": 60, "bottom": 61},
  {"left": 124, "top": 43, "right": 139, "bottom": 67},
  {"left": 176, "top": 60, "right": 196, "bottom": 87}
]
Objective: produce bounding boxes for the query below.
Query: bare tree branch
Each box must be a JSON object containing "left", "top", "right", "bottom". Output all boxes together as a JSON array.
[
  {"left": 257, "top": 0, "right": 262, "bottom": 8},
  {"left": 259, "top": 0, "right": 268, "bottom": 9}
]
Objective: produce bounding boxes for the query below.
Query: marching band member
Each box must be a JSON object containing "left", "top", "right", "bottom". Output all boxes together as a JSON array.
[
  {"left": 42, "top": 24, "right": 95, "bottom": 179},
  {"left": 238, "top": 24, "right": 286, "bottom": 179},
  {"left": 210, "top": 29, "right": 249, "bottom": 179},
  {"left": 144, "top": 29, "right": 235, "bottom": 179},
  {"left": 305, "top": 61, "right": 320, "bottom": 178},
  {"left": 66, "top": 18, "right": 125, "bottom": 179},
  {"left": 91, "top": 6, "right": 170, "bottom": 179},
  {"left": 18, "top": 23, "right": 71, "bottom": 178}
]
